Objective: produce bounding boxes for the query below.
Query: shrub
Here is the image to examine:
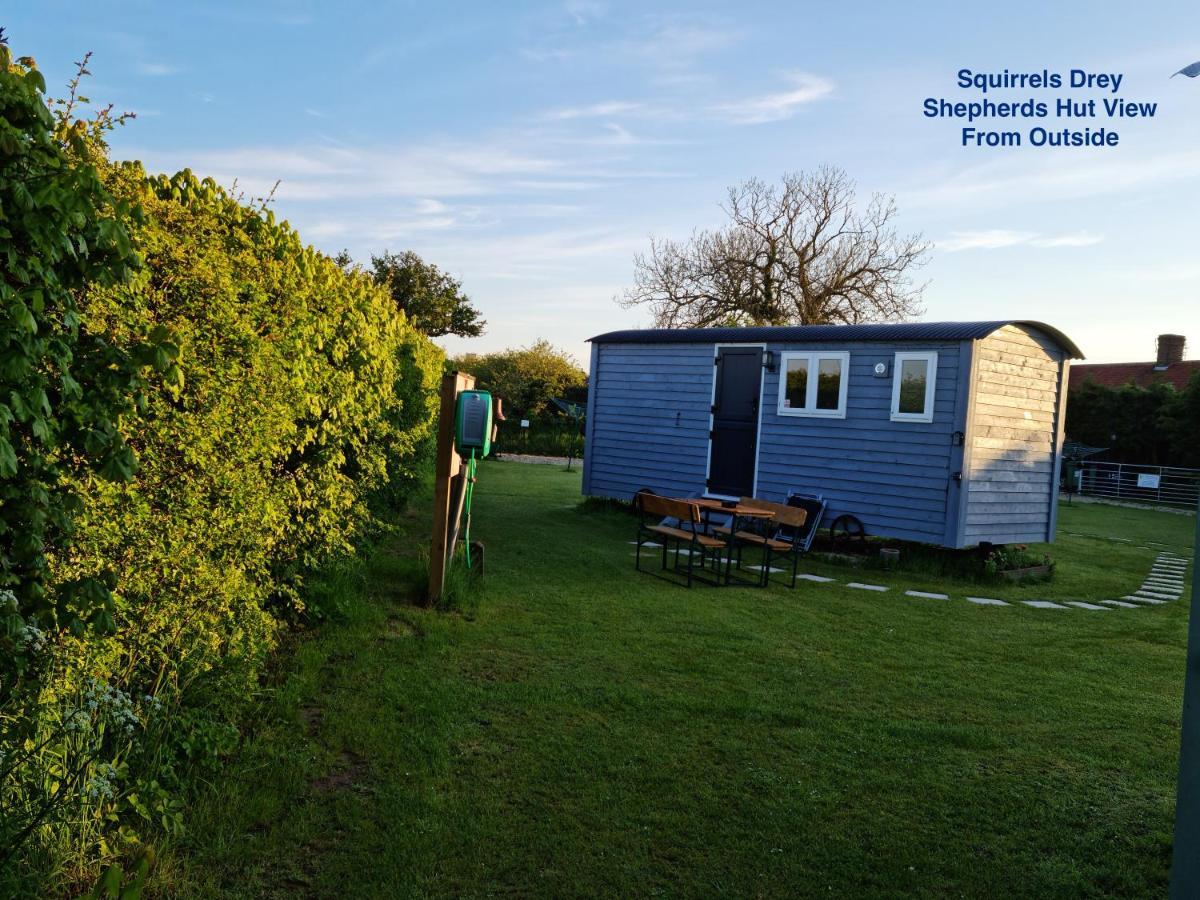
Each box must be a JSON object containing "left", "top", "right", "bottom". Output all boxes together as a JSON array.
[
  {"left": 451, "top": 340, "right": 586, "bottom": 419},
  {"left": 1, "top": 46, "right": 442, "bottom": 892}
]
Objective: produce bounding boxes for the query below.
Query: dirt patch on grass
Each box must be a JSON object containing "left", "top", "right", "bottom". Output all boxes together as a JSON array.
[
  {"left": 300, "top": 705, "right": 324, "bottom": 736},
  {"left": 312, "top": 749, "right": 368, "bottom": 794}
]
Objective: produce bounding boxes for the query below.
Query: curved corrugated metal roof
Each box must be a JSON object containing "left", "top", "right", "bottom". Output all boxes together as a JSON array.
[{"left": 588, "top": 321, "right": 1084, "bottom": 358}]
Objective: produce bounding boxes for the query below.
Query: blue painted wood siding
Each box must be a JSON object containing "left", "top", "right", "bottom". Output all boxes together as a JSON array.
[
  {"left": 583, "top": 342, "right": 715, "bottom": 499},
  {"left": 586, "top": 338, "right": 966, "bottom": 545},
  {"left": 755, "top": 341, "right": 962, "bottom": 544}
]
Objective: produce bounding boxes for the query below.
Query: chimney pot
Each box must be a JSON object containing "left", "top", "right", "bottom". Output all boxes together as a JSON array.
[{"left": 1156, "top": 334, "right": 1186, "bottom": 368}]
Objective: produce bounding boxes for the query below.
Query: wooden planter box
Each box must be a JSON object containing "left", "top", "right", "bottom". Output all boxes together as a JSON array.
[{"left": 1000, "top": 564, "right": 1053, "bottom": 582}]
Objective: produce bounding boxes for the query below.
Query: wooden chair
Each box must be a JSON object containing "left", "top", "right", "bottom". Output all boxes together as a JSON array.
[
  {"left": 713, "top": 497, "right": 809, "bottom": 587},
  {"left": 633, "top": 492, "right": 728, "bottom": 587}
]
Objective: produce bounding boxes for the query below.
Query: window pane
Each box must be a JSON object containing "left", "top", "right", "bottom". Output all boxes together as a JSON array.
[
  {"left": 898, "top": 358, "right": 928, "bottom": 414},
  {"left": 783, "top": 358, "right": 808, "bottom": 409},
  {"left": 815, "top": 358, "right": 842, "bottom": 410}
]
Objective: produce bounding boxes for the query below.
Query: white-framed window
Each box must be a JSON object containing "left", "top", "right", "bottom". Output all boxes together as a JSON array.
[
  {"left": 890, "top": 351, "right": 938, "bottom": 423},
  {"left": 777, "top": 351, "right": 850, "bottom": 418}
]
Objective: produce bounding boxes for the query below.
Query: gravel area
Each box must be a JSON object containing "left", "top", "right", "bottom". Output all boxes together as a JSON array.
[{"left": 494, "top": 453, "right": 579, "bottom": 466}]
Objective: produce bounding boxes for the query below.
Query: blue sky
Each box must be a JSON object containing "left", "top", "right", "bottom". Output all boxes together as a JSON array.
[{"left": 8, "top": 1, "right": 1200, "bottom": 366}]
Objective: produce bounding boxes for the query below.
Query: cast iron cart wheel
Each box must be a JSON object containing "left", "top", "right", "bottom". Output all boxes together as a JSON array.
[{"left": 829, "top": 514, "right": 866, "bottom": 547}]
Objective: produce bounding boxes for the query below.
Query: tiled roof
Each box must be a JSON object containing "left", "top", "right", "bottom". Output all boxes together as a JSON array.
[{"left": 1069, "top": 360, "right": 1200, "bottom": 391}]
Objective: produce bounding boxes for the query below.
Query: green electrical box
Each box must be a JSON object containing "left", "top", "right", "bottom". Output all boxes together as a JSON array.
[{"left": 455, "top": 389, "right": 493, "bottom": 457}]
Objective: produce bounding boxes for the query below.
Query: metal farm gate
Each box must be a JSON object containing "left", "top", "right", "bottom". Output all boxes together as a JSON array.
[{"left": 1072, "top": 461, "right": 1200, "bottom": 508}]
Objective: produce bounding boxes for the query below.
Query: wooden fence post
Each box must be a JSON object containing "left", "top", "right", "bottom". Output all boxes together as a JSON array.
[{"left": 428, "top": 371, "right": 475, "bottom": 603}]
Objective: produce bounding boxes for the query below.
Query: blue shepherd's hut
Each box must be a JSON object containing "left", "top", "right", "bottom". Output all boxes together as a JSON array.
[{"left": 582, "top": 321, "right": 1083, "bottom": 549}]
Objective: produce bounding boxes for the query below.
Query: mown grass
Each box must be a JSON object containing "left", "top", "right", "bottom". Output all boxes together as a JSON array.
[{"left": 159, "top": 461, "right": 1195, "bottom": 898}]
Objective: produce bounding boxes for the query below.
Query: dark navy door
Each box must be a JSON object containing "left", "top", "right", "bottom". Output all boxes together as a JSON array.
[{"left": 707, "top": 347, "right": 762, "bottom": 497}]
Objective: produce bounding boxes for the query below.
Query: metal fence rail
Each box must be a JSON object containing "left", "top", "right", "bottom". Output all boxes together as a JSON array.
[{"left": 1070, "top": 461, "right": 1200, "bottom": 508}]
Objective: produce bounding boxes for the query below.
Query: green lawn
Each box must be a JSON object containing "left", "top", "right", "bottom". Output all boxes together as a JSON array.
[{"left": 163, "top": 461, "right": 1195, "bottom": 898}]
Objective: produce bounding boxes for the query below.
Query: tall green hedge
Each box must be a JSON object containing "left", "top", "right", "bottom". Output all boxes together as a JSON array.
[{"left": 1, "top": 46, "right": 442, "bottom": 892}]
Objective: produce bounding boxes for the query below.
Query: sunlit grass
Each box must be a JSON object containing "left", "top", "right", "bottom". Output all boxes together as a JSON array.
[{"left": 165, "top": 461, "right": 1193, "bottom": 898}]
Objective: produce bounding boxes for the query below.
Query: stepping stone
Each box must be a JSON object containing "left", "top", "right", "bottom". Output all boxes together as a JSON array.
[
  {"left": 847, "top": 582, "right": 888, "bottom": 592},
  {"left": 1101, "top": 600, "right": 1139, "bottom": 608},
  {"left": 629, "top": 541, "right": 662, "bottom": 548},
  {"left": 966, "top": 596, "right": 1009, "bottom": 606},
  {"left": 1145, "top": 579, "right": 1184, "bottom": 589},
  {"left": 1065, "top": 601, "right": 1111, "bottom": 611},
  {"left": 1023, "top": 600, "right": 1069, "bottom": 609},
  {"left": 797, "top": 574, "right": 835, "bottom": 583},
  {"left": 906, "top": 590, "right": 949, "bottom": 600},
  {"left": 742, "top": 565, "right": 783, "bottom": 574},
  {"left": 1125, "top": 595, "right": 1168, "bottom": 605},
  {"left": 1135, "top": 589, "right": 1180, "bottom": 600}
]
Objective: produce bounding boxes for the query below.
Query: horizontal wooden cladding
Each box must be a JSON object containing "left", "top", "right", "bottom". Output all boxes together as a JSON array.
[
  {"left": 963, "top": 528, "right": 1048, "bottom": 544},
  {"left": 762, "top": 415, "right": 956, "bottom": 441},
  {"left": 757, "top": 466, "right": 949, "bottom": 508},
  {"left": 967, "top": 480, "right": 1051, "bottom": 495},
  {"left": 975, "top": 356, "right": 1060, "bottom": 381},
  {"left": 758, "top": 446, "right": 949, "bottom": 479},
  {"left": 974, "top": 374, "right": 1058, "bottom": 401},
  {"left": 988, "top": 323, "right": 1066, "bottom": 355},
  {"left": 964, "top": 510, "right": 1055, "bottom": 525},
  {"left": 960, "top": 504, "right": 1046, "bottom": 525},
  {"left": 595, "top": 425, "right": 709, "bottom": 446},
  {"left": 595, "top": 396, "right": 711, "bottom": 415},
  {"left": 972, "top": 439, "right": 1056, "bottom": 459},
  {"left": 759, "top": 445, "right": 951, "bottom": 476},
  {"left": 965, "top": 467, "right": 1052, "bottom": 484},
  {"left": 590, "top": 462, "right": 707, "bottom": 487},
  {"left": 969, "top": 461, "right": 1054, "bottom": 480},
  {"left": 963, "top": 327, "right": 1060, "bottom": 543},
  {"left": 983, "top": 338, "right": 1064, "bottom": 366},
  {"left": 597, "top": 372, "right": 716, "bottom": 388},
  {"left": 591, "top": 459, "right": 705, "bottom": 488},
  {"left": 974, "top": 425, "right": 1053, "bottom": 444},
  {"left": 973, "top": 391, "right": 1058, "bottom": 415}
]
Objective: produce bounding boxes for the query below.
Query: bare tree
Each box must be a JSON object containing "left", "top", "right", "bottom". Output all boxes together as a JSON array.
[{"left": 620, "top": 167, "right": 929, "bottom": 327}]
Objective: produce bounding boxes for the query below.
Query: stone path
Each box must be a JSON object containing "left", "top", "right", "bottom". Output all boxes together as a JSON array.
[{"left": 631, "top": 546, "right": 1192, "bottom": 612}]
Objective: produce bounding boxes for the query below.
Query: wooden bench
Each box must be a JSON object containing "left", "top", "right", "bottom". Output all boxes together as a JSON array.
[
  {"left": 633, "top": 492, "right": 728, "bottom": 587},
  {"left": 713, "top": 497, "right": 808, "bottom": 587}
]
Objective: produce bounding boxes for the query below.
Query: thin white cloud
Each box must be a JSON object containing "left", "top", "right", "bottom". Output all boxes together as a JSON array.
[
  {"left": 939, "top": 229, "right": 1104, "bottom": 252},
  {"left": 1029, "top": 231, "right": 1104, "bottom": 248},
  {"left": 126, "top": 127, "right": 677, "bottom": 205},
  {"left": 712, "top": 72, "right": 834, "bottom": 124},
  {"left": 544, "top": 101, "right": 643, "bottom": 120},
  {"left": 940, "top": 230, "right": 1036, "bottom": 252},
  {"left": 136, "top": 62, "right": 177, "bottom": 76}
]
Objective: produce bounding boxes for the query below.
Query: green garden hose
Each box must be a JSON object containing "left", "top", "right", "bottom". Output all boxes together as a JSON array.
[{"left": 462, "top": 449, "right": 477, "bottom": 568}]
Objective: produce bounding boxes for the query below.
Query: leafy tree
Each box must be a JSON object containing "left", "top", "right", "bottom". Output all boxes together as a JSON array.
[
  {"left": 1065, "top": 376, "right": 1198, "bottom": 466},
  {"left": 1160, "top": 372, "right": 1200, "bottom": 469},
  {"left": 620, "top": 166, "right": 929, "bottom": 328},
  {"left": 452, "top": 340, "right": 586, "bottom": 418},
  {"left": 367, "top": 250, "right": 485, "bottom": 338}
]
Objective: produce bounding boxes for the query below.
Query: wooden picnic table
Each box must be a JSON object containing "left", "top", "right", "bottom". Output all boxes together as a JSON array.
[{"left": 681, "top": 498, "right": 775, "bottom": 586}]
